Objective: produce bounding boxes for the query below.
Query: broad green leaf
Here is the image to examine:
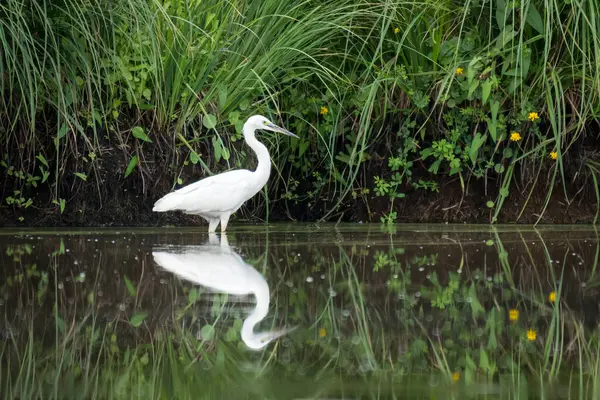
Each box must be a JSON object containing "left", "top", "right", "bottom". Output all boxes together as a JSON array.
[
  {"left": 130, "top": 311, "right": 148, "bottom": 328},
  {"left": 124, "top": 155, "right": 139, "bottom": 178},
  {"left": 526, "top": 4, "right": 544, "bottom": 34},
  {"left": 132, "top": 126, "right": 152, "bottom": 143},
  {"left": 123, "top": 275, "right": 137, "bottom": 297},
  {"left": 428, "top": 158, "right": 442, "bottom": 174},
  {"left": 468, "top": 79, "right": 480, "bottom": 99},
  {"left": 203, "top": 114, "right": 217, "bottom": 129},
  {"left": 40, "top": 168, "right": 49, "bottom": 183},
  {"left": 228, "top": 111, "right": 240, "bottom": 124},
  {"left": 486, "top": 118, "right": 497, "bottom": 142},
  {"left": 481, "top": 80, "right": 492, "bottom": 104},
  {"left": 74, "top": 172, "right": 87, "bottom": 181},
  {"left": 36, "top": 153, "right": 49, "bottom": 168},
  {"left": 495, "top": 0, "right": 506, "bottom": 30},
  {"left": 490, "top": 100, "right": 500, "bottom": 121},
  {"left": 201, "top": 325, "right": 215, "bottom": 340},
  {"left": 469, "top": 132, "right": 486, "bottom": 165},
  {"left": 57, "top": 124, "right": 68, "bottom": 140},
  {"left": 225, "top": 327, "right": 237, "bottom": 341},
  {"left": 221, "top": 146, "right": 230, "bottom": 161},
  {"left": 189, "top": 152, "right": 199, "bottom": 164},
  {"left": 468, "top": 284, "right": 485, "bottom": 317},
  {"left": 188, "top": 288, "right": 199, "bottom": 304},
  {"left": 480, "top": 347, "right": 490, "bottom": 371}
]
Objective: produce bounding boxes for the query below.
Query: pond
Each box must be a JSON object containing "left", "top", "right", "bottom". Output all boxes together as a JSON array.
[{"left": 1, "top": 224, "right": 599, "bottom": 399}]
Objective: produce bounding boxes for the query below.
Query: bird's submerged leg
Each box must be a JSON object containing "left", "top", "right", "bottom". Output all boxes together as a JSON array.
[
  {"left": 220, "top": 212, "right": 231, "bottom": 232},
  {"left": 208, "top": 218, "right": 220, "bottom": 233}
]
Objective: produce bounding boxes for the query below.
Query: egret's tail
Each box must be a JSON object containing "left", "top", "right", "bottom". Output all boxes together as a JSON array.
[{"left": 152, "top": 192, "right": 180, "bottom": 212}]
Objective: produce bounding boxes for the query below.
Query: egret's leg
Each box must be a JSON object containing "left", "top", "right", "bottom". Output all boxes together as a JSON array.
[
  {"left": 220, "top": 212, "right": 231, "bottom": 232},
  {"left": 208, "top": 218, "right": 219, "bottom": 233},
  {"left": 207, "top": 232, "right": 219, "bottom": 245}
]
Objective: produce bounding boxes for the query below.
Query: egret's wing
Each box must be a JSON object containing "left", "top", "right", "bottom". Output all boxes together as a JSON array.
[
  {"left": 171, "top": 169, "right": 251, "bottom": 196},
  {"left": 153, "top": 248, "right": 254, "bottom": 294},
  {"left": 153, "top": 170, "right": 255, "bottom": 213}
]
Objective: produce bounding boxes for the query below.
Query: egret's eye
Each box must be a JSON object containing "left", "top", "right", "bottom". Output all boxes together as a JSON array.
[{"left": 263, "top": 120, "right": 269, "bottom": 125}]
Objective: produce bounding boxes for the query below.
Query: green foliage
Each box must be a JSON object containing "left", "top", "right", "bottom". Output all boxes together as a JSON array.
[{"left": 0, "top": 0, "right": 599, "bottom": 222}]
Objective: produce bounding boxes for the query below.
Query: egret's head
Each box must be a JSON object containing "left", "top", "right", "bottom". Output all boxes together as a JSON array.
[
  {"left": 245, "top": 115, "right": 298, "bottom": 138},
  {"left": 242, "top": 326, "right": 298, "bottom": 351}
]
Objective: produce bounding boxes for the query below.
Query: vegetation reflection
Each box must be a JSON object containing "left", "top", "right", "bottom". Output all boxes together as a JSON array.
[{"left": 1, "top": 227, "right": 599, "bottom": 398}]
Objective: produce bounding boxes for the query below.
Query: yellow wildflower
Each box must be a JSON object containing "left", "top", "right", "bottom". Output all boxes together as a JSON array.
[
  {"left": 320, "top": 106, "right": 329, "bottom": 115},
  {"left": 549, "top": 151, "right": 558, "bottom": 160},
  {"left": 510, "top": 132, "right": 522, "bottom": 142},
  {"left": 394, "top": 27, "right": 400, "bottom": 34},
  {"left": 319, "top": 328, "right": 327, "bottom": 337},
  {"left": 528, "top": 112, "right": 540, "bottom": 122},
  {"left": 509, "top": 309, "right": 519, "bottom": 322},
  {"left": 527, "top": 329, "right": 537, "bottom": 341},
  {"left": 548, "top": 291, "right": 556, "bottom": 302},
  {"left": 452, "top": 372, "right": 461, "bottom": 382},
  {"left": 455, "top": 67, "right": 464, "bottom": 76}
]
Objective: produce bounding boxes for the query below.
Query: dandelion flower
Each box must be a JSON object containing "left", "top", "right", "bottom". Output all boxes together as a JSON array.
[
  {"left": 548, "top": 291, "right": 556, "bottom": 302},
  {"left": 320, "top": 106, "right": 329, "bottom": 115},
  {"left": 549, "top": 151, "right": 558, "bottom": 160},
  {"left": 509, "top": 309, "right": 519, "bottom": 322},
  {"left": 527, "top": 329, "right": 537, "bottom": 341},
  {"left": 394, "top": 27, "right": 400, "bottom": 34},
  {"left": 455, "top": 67, "right": 464, "bottom": 76},
  {"left": 510, "top": 132, "right": 522, "bottom": 142},
  {"left": 452, "top": 372, "right": 461, "bottom": 382},
  {"left": 528, "top": 112, "right": 540, "bottom": 122},
  {"left": 319, "top": 328, "right": 327, "bottom": 337}
]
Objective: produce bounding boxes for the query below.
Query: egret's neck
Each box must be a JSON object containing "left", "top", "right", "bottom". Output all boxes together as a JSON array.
[
  {"left": 243, "top": 123, "right": 271, "bottom": 186},
  {"left": 240, "top": 279, "right": 270, "bottom": 345}
]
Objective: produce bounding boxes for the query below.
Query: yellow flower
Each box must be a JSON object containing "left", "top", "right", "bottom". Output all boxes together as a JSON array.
[
  {"left": 548, "top": 291, "right": 556, "bottom": 302},
  {"left": 549, "top": 151, "right": 558, "bottom": 160},
  {"left": 394, "top": 27, "right": 400, "bottom": 34},
  {"left": 320, "top": 106, "right": 329, "bottom": 115},
  {"left": 319, "top": 328, "right": 327, "bottom": 337},
  {"left": 528, "top": 112, "right": 540, "bottom": 122},
  {"left": 510, "top": 132, "right": 522, "bottom": 142},
  {"left": 455, "top": 67, "right": 464, "bottom": 75},
  {"left": 527, "top": 329, "right": 537, "bottom": 341},
  {"left": 509, "top": 309, "right": 519, "bottom": 322},
  {"left": 452, "top": 372, "right": 461, "bottom": 382}
]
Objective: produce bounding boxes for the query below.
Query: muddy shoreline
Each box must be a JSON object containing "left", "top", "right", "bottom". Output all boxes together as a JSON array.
[
  {"left": 1, "top": 128, "right": 599, "bottom": 228},
  {"left": 1, "top": 174, "right": 597, "bottom": 227}
]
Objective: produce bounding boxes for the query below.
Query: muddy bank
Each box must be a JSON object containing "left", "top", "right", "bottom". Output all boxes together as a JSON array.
[{"left": 0, "top": 134, "right": 598, "bottom": 227}]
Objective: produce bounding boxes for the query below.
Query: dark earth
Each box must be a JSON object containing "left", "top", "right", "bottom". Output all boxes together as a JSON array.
[{"left": 1, "top": 125, "right": 599, "bottom": 228}]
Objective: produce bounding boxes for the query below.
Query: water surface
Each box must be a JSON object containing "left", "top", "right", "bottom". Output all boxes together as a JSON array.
[{"left": 2, "top": 224, "right": 600, "bottom": 399}]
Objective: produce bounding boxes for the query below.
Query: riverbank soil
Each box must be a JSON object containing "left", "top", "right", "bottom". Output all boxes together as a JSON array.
[{"left": 1, "top": 138, "right": 598, "bottom": 227}]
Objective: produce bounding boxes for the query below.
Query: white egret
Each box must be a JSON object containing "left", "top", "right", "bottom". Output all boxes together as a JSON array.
[
  {"left": 152, "top": 115, "right": 298, "bottom": 232},
  {"left": 152, "top": 233, "right": 295, "bottom": 350}
]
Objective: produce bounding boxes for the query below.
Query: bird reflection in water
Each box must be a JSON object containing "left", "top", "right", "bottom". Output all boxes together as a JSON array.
[{"left": 152, "top": 233, "right": 294, "bottom": 350}]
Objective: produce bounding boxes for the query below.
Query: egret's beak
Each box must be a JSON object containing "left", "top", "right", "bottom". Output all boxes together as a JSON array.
[
  {"left": 263, "top": 325, "right": 298, "bottom": 343},
  {"left": 266, "top": 122, "right": 299, "bottom": 138}
]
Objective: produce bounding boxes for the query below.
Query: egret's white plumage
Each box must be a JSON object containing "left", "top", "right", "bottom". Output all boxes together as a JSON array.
[
  {"left": 152, "top": 234, "right": 294, "bottom": 350},
  {"left": 152, "top": 115, "right": 298, "bottom": 232}
]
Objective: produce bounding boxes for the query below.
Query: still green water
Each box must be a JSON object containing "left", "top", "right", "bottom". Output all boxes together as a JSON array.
[{"left": 1, "top": 224, "right": 600, "bottom": 399}]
